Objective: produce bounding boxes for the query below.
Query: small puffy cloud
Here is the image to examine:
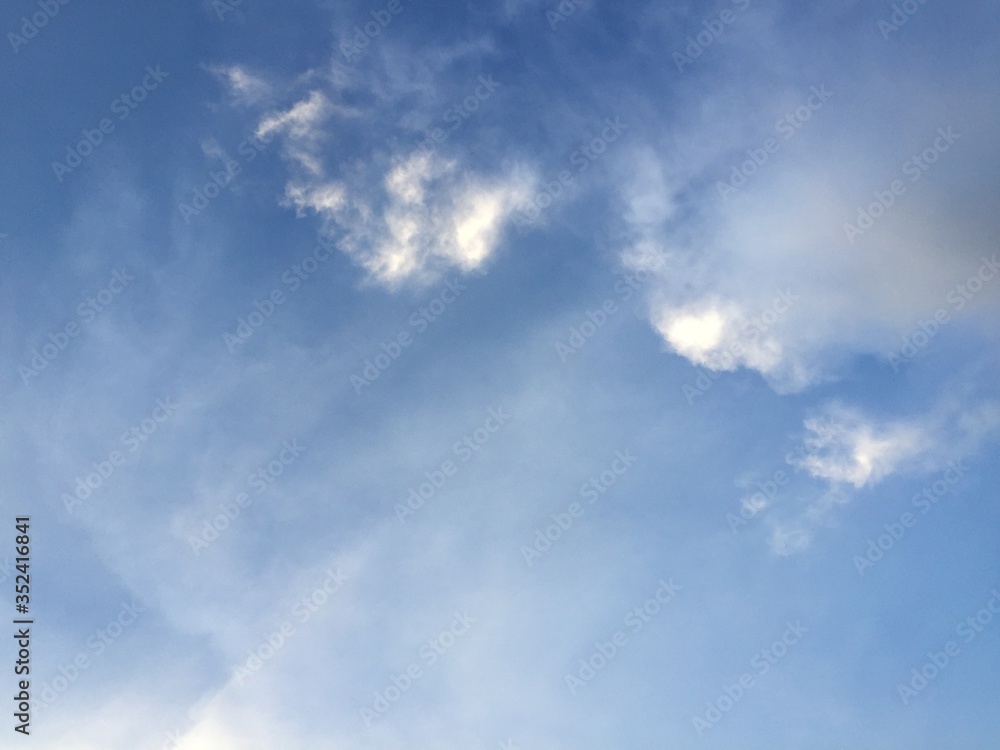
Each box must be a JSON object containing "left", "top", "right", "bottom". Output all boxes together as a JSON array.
[
  {"left": 285, "top": 151, "right": 534, "bottom": 286},
  {"left": 284, "top": 181, "right": 348, "bottom": 216},
  {"left": 652, "top": 291, "right": 814, "bottom": 392},
  {"left": 655, "top": 299, "right": 784, "bottom": 375},
  {"left": 660, "top": 305, "right": 727, "bottom": 357},
  {"left": 209, "top": 64, "right": 273, "bottom": 106},
  {"left": 768, "top": 400, "right": 1000, "bottom": 554},
  {"left": 789, "top": 404, "right": 933, "bottom": 489},
  {"left": 768, "top": 523, "right": 814, "bottom": 557}
]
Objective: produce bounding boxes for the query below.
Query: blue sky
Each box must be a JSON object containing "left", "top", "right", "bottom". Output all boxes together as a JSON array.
[{"left": 2, "top": 0, "right": 999, "bottom": 747}]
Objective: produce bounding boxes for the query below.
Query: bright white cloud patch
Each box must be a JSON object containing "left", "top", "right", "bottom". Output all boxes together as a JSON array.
[
  {"left": 285, "top": 151, "right": 534, "bottom": 286},
  {"left": 653, "top": 298, "right": 798, "bottom": 386},
  {"left": 661, "top": 306, "right": 726, "bottom": 356}
]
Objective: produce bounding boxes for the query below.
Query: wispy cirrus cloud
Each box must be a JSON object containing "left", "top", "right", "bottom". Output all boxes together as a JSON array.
[{"left": 768, "top": 400, "right": 1000, "bottom": 554}]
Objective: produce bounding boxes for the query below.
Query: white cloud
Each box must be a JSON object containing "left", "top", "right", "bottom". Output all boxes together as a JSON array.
[
  {"left": 256, "top": 91, "right": 333, "bottom": 140},
  {"left": 284, "top": 181, "right": 348, "bottom": 215},
  {"left": 767, "top": 400, "right": 1000, "bottom": 554},
  {"left": 255, "top": 91, "right": 336, "bottom": 174},
  {"left": 789, "top": 404, "right": 933, "bottom": 489},
  {"left": 230, "top": 48, "right": 538, "bottom": 287},
  {"left": 209, "top": 64, "right": 274, "bottom": 106},
  {"left": 284, "top": 151, "right": 534, "bottom": 286},
  {"left": 652, "top": 298, "right": 801, "bottom": 386},
  {"left": 614, "top": 48, "right": 1000, "bottom": 394}
]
